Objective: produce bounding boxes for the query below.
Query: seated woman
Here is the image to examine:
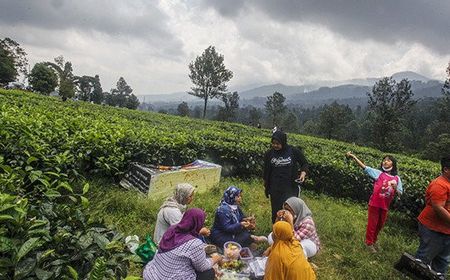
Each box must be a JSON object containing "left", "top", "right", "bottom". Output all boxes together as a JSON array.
[
  {"left": 153, "top": 183, "right": 195, "bottom": 244},
  {"left": 268, "top": 197, "right": 321, "bottom": 258},
  {"left": 265, "top": 220, "right": 316, "bottom": 280},
  {"left": 210, "top": 186, "right": 266, "bottom": 249},
  {"left": 143, "top": 208, "right": 222, "bottom": 280}
]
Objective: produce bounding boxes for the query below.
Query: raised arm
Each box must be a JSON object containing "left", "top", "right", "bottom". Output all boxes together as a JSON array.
[{"left": 346, "top": 151, "right": 366, "bottom": 169}]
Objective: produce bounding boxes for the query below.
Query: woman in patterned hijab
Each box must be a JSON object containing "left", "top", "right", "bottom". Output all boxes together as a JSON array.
[
  {"left": 221, "top": 185, "right": 242, "bottom": 207},
  {"left": 210, "top": 186, "right": 267, "bottom": 248}
]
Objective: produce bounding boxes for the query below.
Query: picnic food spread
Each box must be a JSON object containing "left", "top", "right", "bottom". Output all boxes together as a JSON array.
[{"left": 224, "top": 242, "right": 241, "bottom": 260}]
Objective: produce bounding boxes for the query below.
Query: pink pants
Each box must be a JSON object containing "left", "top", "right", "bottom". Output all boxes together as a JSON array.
[{"left": 365, "top": 205, "right": 388, "bottom": 245}]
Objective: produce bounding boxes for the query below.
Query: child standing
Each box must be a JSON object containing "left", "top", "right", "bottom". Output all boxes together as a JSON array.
[{"left": 346, "top": 152, "right": 403, "bottom": 253}]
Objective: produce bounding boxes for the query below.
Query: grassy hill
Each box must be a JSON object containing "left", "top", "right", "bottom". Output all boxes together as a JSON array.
[
  {"left": 0, "top": 89, "right": 440, "bottom": 215},
  {"left": 0, "top": 89, "right": 442, "bottom": 279},
  {"left": 88, "top": 178, "right": 418, "bottom": 279}
]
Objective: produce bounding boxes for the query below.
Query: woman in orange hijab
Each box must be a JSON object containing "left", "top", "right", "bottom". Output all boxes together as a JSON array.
[{"left": 265, "top": 219, "right": 316, "bottom": 280}]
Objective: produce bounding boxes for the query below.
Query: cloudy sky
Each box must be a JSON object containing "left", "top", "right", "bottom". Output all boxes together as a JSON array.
[{"left": 1, "top": 0, "right": 449, "bottom": 95}]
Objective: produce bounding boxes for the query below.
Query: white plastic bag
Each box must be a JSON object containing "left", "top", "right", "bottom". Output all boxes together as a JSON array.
[
  {"left": 125, "top": 235, "right": 140, "bottom": 254},
  {"left": 248, "top": 257, "right": 267, "bottom": 278}
]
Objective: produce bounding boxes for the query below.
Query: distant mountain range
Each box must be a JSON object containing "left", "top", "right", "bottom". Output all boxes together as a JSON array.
[{"left": 137, "top": 71, "right": 443, "bottom": 108}]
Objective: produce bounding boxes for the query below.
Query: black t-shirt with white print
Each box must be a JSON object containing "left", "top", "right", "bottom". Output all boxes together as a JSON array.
[{"left": 263, "top": 145, "right": 308, "bottom": 194}]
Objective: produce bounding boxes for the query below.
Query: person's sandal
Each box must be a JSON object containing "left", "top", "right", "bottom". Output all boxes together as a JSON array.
[
  {"left": 366, "top": 244, "right": 377, "bottom": 253},
  {"left": 373, "top": 243, "right": 382, "bottom": 252}
]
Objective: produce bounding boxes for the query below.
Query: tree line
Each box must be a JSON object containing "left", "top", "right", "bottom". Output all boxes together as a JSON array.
[
  {"left": 2, "top": 38, "right": 448, "bottom": 160},
  {"left": 0, "top": 37, "right": 140, "bottom": 109},
  {"left": 144, "top": 45, "right": 450, "bottom": 162}
]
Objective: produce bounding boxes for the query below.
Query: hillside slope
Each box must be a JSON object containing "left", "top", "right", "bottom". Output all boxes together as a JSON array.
[{"left": 0, "top": 89, "right": 440, "bottom": 218}]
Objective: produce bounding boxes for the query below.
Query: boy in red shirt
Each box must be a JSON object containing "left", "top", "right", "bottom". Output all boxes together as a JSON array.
[{"left": 415, "top": 156, "right": 450, "bottom": 277}]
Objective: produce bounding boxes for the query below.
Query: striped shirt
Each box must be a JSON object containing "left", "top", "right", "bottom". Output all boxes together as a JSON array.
[
  {"left": 294, "top": 217, "right": 321, "bottom": 250},
  {"left": 143, "top": 238, "right": 212, "bottom": 280}
]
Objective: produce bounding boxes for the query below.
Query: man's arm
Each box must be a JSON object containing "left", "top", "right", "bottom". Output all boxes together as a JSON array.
[
  {"left": 431, "top": 201, "right": 450, "bottom": 226},
  {"left": 429, "top": 182, "right": 450, "bottom": 225}
]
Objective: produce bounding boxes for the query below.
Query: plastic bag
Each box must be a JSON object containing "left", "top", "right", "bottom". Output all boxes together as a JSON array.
[
  {"left": 248, "top": 257, "right": 267, "bottom": 278},
  {"left": 125, "top": 235, "right": 140, "bottom": 254},
  {"left": 136, "top": 235, "right": 158, "bottom": 264}
]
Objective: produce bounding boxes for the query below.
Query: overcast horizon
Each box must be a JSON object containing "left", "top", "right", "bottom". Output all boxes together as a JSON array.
[{"left": 1, "top": 0, "right": 449, "bottom": 95}]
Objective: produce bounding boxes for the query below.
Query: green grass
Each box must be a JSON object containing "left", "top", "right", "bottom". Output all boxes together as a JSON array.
[
  {"left": 1, "top": 89, "right": 441, "bottom": 219},
  {"left": 88, "top": 178, "right": 419, "bottom": 280}
]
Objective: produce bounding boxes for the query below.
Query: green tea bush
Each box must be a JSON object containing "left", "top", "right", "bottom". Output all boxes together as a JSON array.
[
  {"left": 0, "top": 91, "right": 134, "bottom": 279},
  {"left": 0, "top": 89, "right": 440, "bottom": 221}
]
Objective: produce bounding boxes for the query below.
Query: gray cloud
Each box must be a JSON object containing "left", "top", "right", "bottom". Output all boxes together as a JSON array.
[
  {"left": 202, "top": 0, "right": 450, "bottom": 55},
  {"left": 1, "top": 0, "right": 448, "bottom": 95},
  {"left": 200, "top": 0, "right": 245, "bottom": 17},
  {"left": 0, "top": 0, "right": 184, "bottom": 57}
]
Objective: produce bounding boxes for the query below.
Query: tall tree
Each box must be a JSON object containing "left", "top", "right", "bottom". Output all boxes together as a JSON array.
[
  {"left": 111, "top": 77, "right": 132, "bottom": 107},
  {"left": 248, "top": 106, "right": 262, "bottom": 126},
  {"left": 302, "top": 119, "right": 319, "bottom": 135},
  {"left": 74, "top": 75, "right": 95, "bottom": 101},
  {"left": 29, "top": 63, "right": 58, "bottom": 95},
  {"left": 0, "top": 47, "right": 18, "bottom": 86},
  {"left": 438, "top": 62, "right": 450, "bottom": 122},
  {"left": 188, "top": 46, "right": 233, "bottom": 118},
  {"left": 45, "top": 56, "right": 75, "bottom": 101},
  {"left": 217, "top": 91, "right": 239, "bottom": 122},
  {"left": 108, "top": 77, "right": 139, "bottom": 109},
  {"left": 282, "top": 111, "right": 300, "bottom": 132},
  {"left": 265, "top": 91, "right": 287, "bottom": 126},
  {"left": 126, "top": 94, "right": 140, "bottom": 109},
  {"left": 192, "top": 106, "right": 202, "bottom": 118},
  {"left": 422, "top": 62, "right": 450, "bottom": 158},
  {"left": 423, "top": 133, "right": 450, "bottom": 161},
  {"left": 0, "top": 37, "right": 28, "bottom": 83},
  {"left": 177, "top": 101, "right": 190, "bottom": 116},
  {"left": 367, "top": 77, "right": 415, "bottom": 150},
  {"left": 317, "top": 101, "right": 354, "bottom": 139},
  {"left": 91, "top": 75, "right": 104, "bottom": 104},
  {"left": 104, "top": 92, "right": 115, "bottom": 106},
  {"left": 0, "top": 38, "right": 28, "bottom": 86}
]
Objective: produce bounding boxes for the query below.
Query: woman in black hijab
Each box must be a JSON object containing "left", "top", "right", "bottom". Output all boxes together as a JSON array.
[{"left": 263, "top": 130, "right": 309, "bottom": 223}]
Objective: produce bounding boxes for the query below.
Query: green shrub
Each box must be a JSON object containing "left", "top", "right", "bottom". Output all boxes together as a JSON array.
[
  {"left": 0, "top": 89, "right": 440, "bottom": 220},
  {"left": 0, "top": 93, "right": 134, "bottom": 278}
]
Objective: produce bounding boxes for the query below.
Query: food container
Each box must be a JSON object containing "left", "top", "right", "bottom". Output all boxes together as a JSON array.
[
  {"left": 224, "top": 241, "right": 242, "bottom": 260},
  {"left": 239, "top": 247, "right": 253, "bottom": 262}
]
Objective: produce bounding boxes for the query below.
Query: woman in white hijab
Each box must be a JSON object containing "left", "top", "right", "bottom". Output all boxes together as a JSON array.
[
  {"left": 268, "top": 197, "right": 321, "bottom": 258},
  {"left": 153, "top": 183, "right": 195, "bottom": 244}
]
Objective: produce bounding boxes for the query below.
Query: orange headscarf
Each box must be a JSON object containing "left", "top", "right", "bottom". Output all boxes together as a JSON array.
[{"left": 264, "top": 221, "right": 316, "bottom": 280}]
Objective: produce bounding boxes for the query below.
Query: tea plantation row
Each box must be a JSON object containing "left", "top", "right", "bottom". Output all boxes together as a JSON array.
[{"left": 1, "top": 89, "right": 440, "bottom": 217}]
